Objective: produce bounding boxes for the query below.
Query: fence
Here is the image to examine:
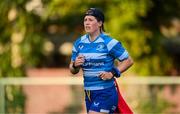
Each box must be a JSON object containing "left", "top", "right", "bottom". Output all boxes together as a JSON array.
[{"left": 0, "top": 76, "right": 180, "bottom": 113}]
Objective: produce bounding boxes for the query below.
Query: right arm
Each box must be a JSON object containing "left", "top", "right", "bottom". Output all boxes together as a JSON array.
[{"left": 69, "top": 55, "right": 85, "bottom": 74}]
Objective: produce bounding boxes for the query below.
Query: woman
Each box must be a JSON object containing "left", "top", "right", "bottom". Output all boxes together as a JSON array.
[{"left": 69, "top": 8, "right": 133, "bottom": 114}]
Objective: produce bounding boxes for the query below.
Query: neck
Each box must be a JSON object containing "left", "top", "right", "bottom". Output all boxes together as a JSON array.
[{"left": 89, "top": 30, "right": 101, "bottom": 42}]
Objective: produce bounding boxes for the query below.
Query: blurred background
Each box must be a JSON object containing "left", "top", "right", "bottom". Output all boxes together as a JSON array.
[{"left": 0, "top": 0, "right": 180, "bottom": 113}]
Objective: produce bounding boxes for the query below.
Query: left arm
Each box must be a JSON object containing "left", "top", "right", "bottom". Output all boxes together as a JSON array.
[
  {"left": 99, "top": 39, "right": 133, "bottom": 80},
  {"left": 99, "top": 56, "right": 133, "bottom": 80},
  {"left": 117, "top": 56, "right": 133, "bottom": 73}
]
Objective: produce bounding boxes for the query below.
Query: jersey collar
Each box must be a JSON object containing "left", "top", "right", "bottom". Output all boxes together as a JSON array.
[{"left": 86, "top": 33, "right": 104, "bottom": 43}]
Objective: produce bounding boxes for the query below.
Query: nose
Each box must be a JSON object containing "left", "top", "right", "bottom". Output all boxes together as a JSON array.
[{"left": 84, "top": 21, "right": 90, "bottom": 25}]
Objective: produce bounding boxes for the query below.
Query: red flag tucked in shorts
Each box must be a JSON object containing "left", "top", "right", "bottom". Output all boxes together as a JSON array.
[{"left": 115, "top": 80, "right": 133, "bottom": 114}]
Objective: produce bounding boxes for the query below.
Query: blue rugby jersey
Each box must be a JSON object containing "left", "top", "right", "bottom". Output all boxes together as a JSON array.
[{"left": 71, "top": 33, "right": 129, "bottom": 90}]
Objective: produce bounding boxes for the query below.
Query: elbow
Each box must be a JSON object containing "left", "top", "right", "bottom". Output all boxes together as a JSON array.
[{"left": 130, "top": 58, "right": 134, "bottom": 66}]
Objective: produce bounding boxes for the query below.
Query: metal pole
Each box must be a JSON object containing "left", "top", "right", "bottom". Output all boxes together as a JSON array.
[{"left": 0, "top": 84, "right": 5, "bottom": 114}]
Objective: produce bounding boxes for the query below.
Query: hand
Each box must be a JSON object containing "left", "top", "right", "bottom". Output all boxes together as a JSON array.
[
  {"left": 74, "top": 55, "right": 85, "bottom": 67},
  {"left": 99, "top": 72, "right": 114, "bottom": 80}
]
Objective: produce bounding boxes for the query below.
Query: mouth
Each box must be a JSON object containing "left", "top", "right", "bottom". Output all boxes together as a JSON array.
[{"left": 85, "top": 26, "right": 91, "bottom": 30}]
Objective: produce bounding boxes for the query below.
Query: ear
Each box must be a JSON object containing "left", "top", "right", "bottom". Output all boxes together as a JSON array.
[{"left": 98, "top": 21, "right": 103, "bottom": 27}]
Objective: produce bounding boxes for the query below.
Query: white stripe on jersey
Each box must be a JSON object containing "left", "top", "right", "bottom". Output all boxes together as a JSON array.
[
  {"left": 100, "top": 109, "right": 110, "bottom": 113},
  {"left": 81, "top": 35, "right": 90, "bottom": 43},
  {"left": 118, "top": 50, "right": 129, "bottom": 60},
  {"left": 83, "top": 71, "right": 103, "bottom": 77},
  {"left": 107, "top": 39, "right": 118, "bottom": 51},
  {"left": 94, "top": 37, "right": 104, "bottom": 43},
  {"left": 79, "top": 53, "right": 107, "bottom": 59},
  {"left": 72, "top": 46, "right": 77, "bottom": 52},
  {"left": 83, "top": 68, "right": 101, "bottom": 71},
  {"left": 85, "top": 86, "right": 105, "bottom": 90}
]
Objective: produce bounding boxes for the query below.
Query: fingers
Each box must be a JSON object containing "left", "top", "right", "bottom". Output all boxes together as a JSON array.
[
  {"left": 99, "top": 72, "right": 113, "bottom": 80},
  {"left": 74, "top": 55, "right": 85, "bottom": 67},
  {"left": 99, "top": 72, "right": 107, "bottom": 80},
  {"left": 77, "top": 55, "right": 84, "bottom": 59}
]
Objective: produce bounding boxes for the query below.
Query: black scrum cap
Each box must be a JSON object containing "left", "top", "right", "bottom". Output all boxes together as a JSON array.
[{"left": 85, "top": 8, "right": 105, "bottom": 23}]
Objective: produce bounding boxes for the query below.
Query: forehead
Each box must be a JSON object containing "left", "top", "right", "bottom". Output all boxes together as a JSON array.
[{"left": 84, "top": 15, "right": 97, "bottom": 20}]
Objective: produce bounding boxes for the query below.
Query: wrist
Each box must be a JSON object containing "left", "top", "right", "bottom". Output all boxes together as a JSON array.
[
  {"left": 72, "top": 62, "right": 78, "bottom": 69},
  {"left": 111, "top": 67, "right": 121, "bottom": 78},
  {"left": 109, "top": 72, "right": 115, "bottom": 79},
  {"left": 72, "top": 62, "right": 80, "bottom": 70},
  {"left": 111, "top": 71, "right": 116, "bottom": 77},
  {"left": 70, "top": 62, "right": 80, "bottom": 74}
]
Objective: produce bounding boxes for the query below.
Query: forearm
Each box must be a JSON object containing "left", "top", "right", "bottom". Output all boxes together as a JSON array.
[{"left": 117, "top": 56, "right": 133, "bottom": 73}]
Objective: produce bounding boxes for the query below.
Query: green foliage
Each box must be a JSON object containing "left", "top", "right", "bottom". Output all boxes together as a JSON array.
[
  {"left": 0, "top": 0, "right": 179, "bottom": 77},
  {"left": 138, "top": 97, "right": 172, "bottom": 113},
  {"left": 148, "top": 86, "right": 172, "bottom": 113},
  {"left": 134, "top": 85, "right": 173, "bottom": 113},
  {"left": 5, "top": 85, "right": 25, "bottom": 114}
]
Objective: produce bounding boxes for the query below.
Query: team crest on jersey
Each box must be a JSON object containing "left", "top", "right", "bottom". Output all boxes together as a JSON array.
[{"left": 96, "top": 43, "right": 105, "bottom": 51}]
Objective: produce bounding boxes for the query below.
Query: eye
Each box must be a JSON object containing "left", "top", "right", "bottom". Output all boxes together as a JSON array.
[
  {"left": 84, "top": 18, "right": 87, "bottom": 22},
  {"left": 89, "top": 18, "right": 93, "bottom": 21}
]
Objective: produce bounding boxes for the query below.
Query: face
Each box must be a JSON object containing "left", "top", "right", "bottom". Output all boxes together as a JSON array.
[{"left": 84, "top": 15, "right": 102, "bottom": 34}]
